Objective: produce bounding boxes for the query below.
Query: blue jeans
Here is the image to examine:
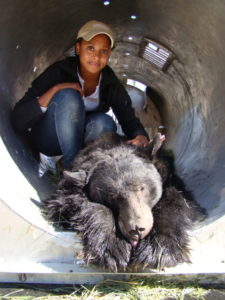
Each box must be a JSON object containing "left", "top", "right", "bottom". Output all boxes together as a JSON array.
[{"left": 31, "top": 88, "right": 117, "bottom": 168}]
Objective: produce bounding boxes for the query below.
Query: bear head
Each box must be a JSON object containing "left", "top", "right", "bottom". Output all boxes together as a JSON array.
[{"left": 64, "top": 144, "right": 163, "bottom": 248}]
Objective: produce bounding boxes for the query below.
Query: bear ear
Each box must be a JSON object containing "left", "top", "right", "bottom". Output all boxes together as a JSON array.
[
  {"left": 63, "top": 169, "right": 88, "bottom": 187},
  {"left": 150, "top": 132, "right": 166, "bottom": 158},
  {"left": 136, "top": 132, "right": 165, "bottom": 160}
]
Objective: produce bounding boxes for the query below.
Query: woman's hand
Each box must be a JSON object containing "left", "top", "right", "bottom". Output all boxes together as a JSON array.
[
  {"left": 38, "top": 82, "right": 83, "bottom": 107},
  {"left": 127, "top": 135, "right": 149, "bottom": 147},
  {"left": 56, "top": 82, "right": 84, "bottom": 96}
]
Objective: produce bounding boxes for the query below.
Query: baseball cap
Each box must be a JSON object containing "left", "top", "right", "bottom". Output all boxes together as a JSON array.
[{"left": 77, "top": 20, "right": 114, "bottom": 48}]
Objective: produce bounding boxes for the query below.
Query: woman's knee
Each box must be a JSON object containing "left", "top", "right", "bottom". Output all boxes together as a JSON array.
[
  {"left": 84, "top": 113, "right": 117, "bottom": 145},
  {"left": 92, "top": 113, "right": 117, "bottom": 132},
  {"left": 51, "top": 88, "right": 84, "bottom": 111}
]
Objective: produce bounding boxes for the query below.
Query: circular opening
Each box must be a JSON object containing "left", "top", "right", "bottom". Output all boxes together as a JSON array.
[{"left": 1, "top": 1, "right": 225, "bottom": 240}]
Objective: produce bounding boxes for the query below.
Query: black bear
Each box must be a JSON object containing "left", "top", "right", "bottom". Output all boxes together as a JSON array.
[{"left": 43, "top": 132, "right": 205, "bottom": 272}]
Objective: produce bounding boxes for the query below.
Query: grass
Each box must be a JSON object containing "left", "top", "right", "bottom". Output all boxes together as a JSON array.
[{"left": 0, "top": 277, "right": 211, "bottom": 300}]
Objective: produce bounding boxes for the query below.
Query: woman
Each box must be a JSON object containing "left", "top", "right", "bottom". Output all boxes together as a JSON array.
[{"left": 12, "top": 20, "right": 149, "bottom": 169}]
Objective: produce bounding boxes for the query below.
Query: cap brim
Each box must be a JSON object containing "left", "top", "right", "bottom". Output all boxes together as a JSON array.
[{"left": 79, "top": 32, "right": 114, "bottom": 48}]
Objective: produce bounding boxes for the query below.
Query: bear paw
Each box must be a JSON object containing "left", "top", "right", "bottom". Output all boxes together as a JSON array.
[{"left": 130, "top": 233, "right": 191, "bottom": 271}]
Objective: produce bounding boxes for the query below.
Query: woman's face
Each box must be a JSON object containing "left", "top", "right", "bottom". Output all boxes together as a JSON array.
[{"left": 76, "top": 34, "right": 111, "bottom": 76}]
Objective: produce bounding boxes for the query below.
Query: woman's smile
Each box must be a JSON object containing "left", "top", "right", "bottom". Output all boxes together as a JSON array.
[{"left": 76, "top": 34, "right": 111, "bottom": 77}]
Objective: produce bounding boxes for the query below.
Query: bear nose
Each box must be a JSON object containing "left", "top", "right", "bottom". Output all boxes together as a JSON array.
[
  {"left": 138, "top": 227, "right": 145, "bottom": 232},
  {"left": 129, "top": 227, "right": 145, "bottom": 239}
]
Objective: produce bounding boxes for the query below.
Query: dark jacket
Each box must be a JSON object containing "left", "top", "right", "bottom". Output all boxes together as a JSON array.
[{"left": 12, "top": 56, "right": 149, "bottom": 140}]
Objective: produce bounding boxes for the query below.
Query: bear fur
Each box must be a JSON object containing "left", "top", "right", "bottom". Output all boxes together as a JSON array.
[{"left": 43, "top": 132, "right": 205, "bottom": 272}]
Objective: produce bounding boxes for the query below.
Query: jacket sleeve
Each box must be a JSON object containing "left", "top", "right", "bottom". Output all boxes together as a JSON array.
[
  {"left": 110, "top": 83, "right": 149, "bottom": 140},
  {"left": 11, "top": 62, "right": 62, "bottom": 132}
]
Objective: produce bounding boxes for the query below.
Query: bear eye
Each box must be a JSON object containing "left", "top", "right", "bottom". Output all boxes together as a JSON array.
[
  {"left": 137, "top": 184, "right": 145, "bottom": 192},
  {"left": 116, "top": 195, "right": 125, "bottom": 203},
  {"left": 108, "top": 190, "right": 118, "bottom": 200}
]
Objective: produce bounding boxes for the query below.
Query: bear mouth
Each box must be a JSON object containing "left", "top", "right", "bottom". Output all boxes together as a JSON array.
[{"left": 130, "top": 237, "right": 140, "bottom": 248}]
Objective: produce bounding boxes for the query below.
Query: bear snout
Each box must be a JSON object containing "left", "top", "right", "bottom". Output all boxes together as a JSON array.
[{"left": 118, "top": 205, "right": 154, "bottom": 247}]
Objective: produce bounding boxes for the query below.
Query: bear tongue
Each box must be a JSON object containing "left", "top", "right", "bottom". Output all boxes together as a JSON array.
[{"left": 130, "top": 239, "right": 139, "bottom": 248}]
